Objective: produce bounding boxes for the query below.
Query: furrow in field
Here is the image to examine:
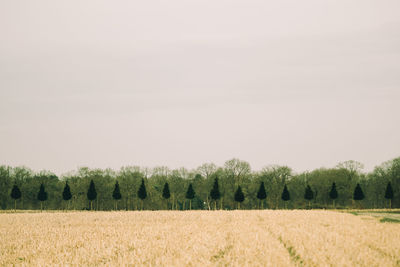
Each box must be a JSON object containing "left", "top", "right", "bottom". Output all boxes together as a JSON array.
[
  {"left": 0, "top": 211, "right": 296, "bottom": 266},
  {"left": 256, "top": 210, "right": 400, "bottom": 266}
]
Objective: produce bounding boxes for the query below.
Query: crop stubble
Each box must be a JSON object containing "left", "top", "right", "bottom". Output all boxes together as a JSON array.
[{"left": 0, "top": 210, "right": 399, "bottom": 266}]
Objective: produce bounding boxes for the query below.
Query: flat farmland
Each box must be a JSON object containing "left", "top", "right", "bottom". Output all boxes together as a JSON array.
[{"left": 1, "top": 210, "right": 399, "bottom": 266}]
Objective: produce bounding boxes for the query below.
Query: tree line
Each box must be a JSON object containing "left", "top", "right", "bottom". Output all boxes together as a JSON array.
[{"left": 1, "top": 157, "right": 399, "bottom": 210}]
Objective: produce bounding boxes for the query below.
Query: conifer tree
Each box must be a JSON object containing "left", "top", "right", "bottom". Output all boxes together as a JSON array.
[
  {"left": 210, "top": 177, "right": 221, "bottom": 210},
  {"left": 162, "top": 182, "right": 171, "bottom": 209},
  {"left": 185, "top": 183, "right": 195, "bottom": 210},
  {"left": 304, "top": 185, "right": 314, "bottom": 208},
  {"left": 234, "top": 186, "right": 245, "bottom": 209},
  {"left": 138, "top": 179, "right": 147, "bottom": 210},
  {"left": 37, "top": 183, "right": 48, "bottom": 212},
  {"left": 112, "top": 181, "right": 122, "bottom": 210},
  {"left": 329, "top": 182, "right": 338, "bottom": 208},
  {"left": 62, "top": 182, "right": 72, "bottom": 210},
  {"left": 384, "top": 182, "right": 394, "bottom": 209},
  {"left": 353, "top": 183, "right": 365, "bottom": 208},
  {"left": 10, "top": 184, "right": 21, "bottom": 211},
  {"left": 256, "top": 182, "right": 267, "bottom": 209},
  {"left": 281, "top": 184, "right": 290, "bottom": 209},
  {"left": 87, "top": 180, "right": 97, "bottom": 210}
]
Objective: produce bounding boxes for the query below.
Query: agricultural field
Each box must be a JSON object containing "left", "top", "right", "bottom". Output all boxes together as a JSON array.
[{"left": 1, "top": 210, "right": 400, "bottom": 266}]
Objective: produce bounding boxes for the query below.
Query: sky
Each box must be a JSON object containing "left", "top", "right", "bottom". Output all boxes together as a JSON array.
[{"left": 1, "top": 0, "right": 399, "bottom": 175}]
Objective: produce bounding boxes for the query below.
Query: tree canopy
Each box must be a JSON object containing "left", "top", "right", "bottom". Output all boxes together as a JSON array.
[{"left": 0, "top": 156, "right": 398, "bottom": 210}]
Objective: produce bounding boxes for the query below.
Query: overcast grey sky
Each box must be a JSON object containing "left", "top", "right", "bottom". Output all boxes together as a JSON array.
[{"left": 1, "top": 0, "right": 399, "bottom": 175}]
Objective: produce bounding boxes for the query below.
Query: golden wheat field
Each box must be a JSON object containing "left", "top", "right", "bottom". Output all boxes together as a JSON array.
[{"left": 1, "top": 210, "right": 399, "bottom": 266}]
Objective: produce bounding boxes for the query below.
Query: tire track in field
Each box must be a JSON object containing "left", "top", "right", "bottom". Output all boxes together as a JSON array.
[
  {"left": 259, "top": 211, "right": 400, "bottom": 266},
  {"left": 277, "top": 235, "right": 305, "bottom": 267},
  {"left": 257, "top": 215, "right": 306, "bottom": 267},
  {"left": 327, "top": 214, "right": 400, "bottom": 264}
]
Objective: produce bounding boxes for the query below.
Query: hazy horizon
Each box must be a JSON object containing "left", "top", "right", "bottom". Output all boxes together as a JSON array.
[{"left": 1, "top": 1, "right": 399, "bottom": 175}]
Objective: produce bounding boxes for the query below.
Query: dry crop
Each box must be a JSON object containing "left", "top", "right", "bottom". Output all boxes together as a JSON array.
[{"left": 0, "top": 210, "right": 399, "bottom": 266}]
